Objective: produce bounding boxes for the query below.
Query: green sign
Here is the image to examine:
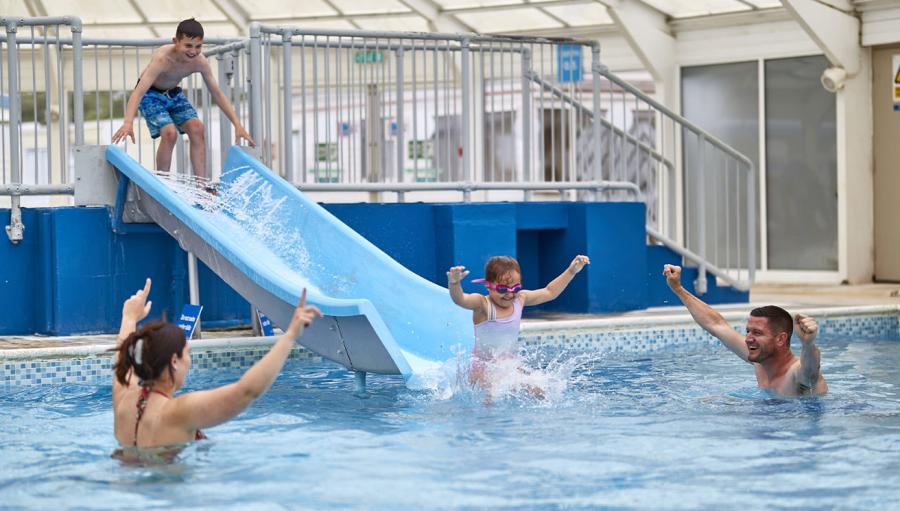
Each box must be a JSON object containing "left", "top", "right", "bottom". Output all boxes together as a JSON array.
[
  {"left": 407, "top": 139, "right": 433, "bottom": 159},
  {"left": 354, "top": 51, "right": 384, "bottom": 64},
  {"left": 315, "top": 142, "right": 338, "bottom": 162}
]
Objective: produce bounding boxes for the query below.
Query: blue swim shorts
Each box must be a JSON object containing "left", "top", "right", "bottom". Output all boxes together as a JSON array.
[{"left": 138, "top": 88, "right": 199, "bottom": 139}]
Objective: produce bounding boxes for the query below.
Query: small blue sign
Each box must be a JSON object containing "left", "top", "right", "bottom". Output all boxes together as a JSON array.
[
  {"left": 177, "top": 304, "right": 203, "bottom": 340},
  {"left": 256, "top": 310, "right": 275, "bottom": 336},
  {"left": 557, "top": 44, "right": 583, "bottom": 83}
]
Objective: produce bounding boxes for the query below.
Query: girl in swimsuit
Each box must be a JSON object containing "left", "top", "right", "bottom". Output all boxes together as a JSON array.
[
  {"left": 447, "top": 254, "right": 590, "bottom": 398},
  {"left": 110, "top": 278, "right": 321, "bottom": 451}
]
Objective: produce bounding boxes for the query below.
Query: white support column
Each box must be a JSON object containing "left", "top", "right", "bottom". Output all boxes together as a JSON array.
[
  {"left": 784, "top": 0, "right": 872, "bottom": 283},
  {"left": 783, "top": 0, "right": 860, "bottom": 74}
]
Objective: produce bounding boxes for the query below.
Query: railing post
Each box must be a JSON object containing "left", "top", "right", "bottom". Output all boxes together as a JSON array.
[
  {"left": 248, "top": 22, "right": 264, "bottom": 145},
  {"left": 695, "top": 134, "right": 708, "bottom": 295},
  {"left": 4, "top": 18, "right": 23, "bottom": 243},
  {"left": 395, "top": 46, "right": 405, "bottom": 189},
  {"left": 217, "top": 53, "right": 233, "bottom": 164},
  {"left": 747, "top": 161, "right": 757, "bottom": 285},
  {"left": 282, "top": 31, "right": 294, "bottom": 182},
  {"left": 70, "top": 17, "right": 83, "bottom": 146},
  {"left": 591, "top": 43, "right": 603, "bottom": 202},
  {"left": 521, "top": 47, "right": 532, "bottom": 202},
  {"left": 461, "top": 37, "right": 471, "bottom": 203}
]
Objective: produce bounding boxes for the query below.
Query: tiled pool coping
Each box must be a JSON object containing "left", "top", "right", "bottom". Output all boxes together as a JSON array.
[{"left": 3, "top": 305, "right": 898, "bottom": 386}]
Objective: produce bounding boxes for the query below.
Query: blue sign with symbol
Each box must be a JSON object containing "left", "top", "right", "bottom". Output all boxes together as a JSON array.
[
  {"left": 256, "top": 310, "right": 275, "bottom": 336},
  {"left": 557, "top": 44, "right": 583, "bottom": 83},
  {"left": 177, "top": 304, "right": 203, "bottom": 340}
]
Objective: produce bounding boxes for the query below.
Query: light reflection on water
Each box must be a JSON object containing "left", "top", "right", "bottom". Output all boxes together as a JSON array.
[{"left": 2, "top": 339, "right": 900, "bottom": 509}]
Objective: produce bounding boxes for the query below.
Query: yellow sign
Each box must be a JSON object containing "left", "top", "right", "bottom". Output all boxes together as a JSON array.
[{"left": 893, "top": 55, "right": 900, "bottom": 110}]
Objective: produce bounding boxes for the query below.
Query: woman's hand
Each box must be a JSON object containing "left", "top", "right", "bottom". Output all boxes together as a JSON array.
[
  {"left": 285, "top": 288, "right": 323, "bottom": 338},
  {"left": 122, "top": 278, "right": 152, "bottom": 323}
]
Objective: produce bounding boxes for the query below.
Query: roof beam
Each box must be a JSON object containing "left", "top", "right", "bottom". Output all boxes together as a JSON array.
[
  {"left": 782, "top": 0, "right": 860, "bottom": 75},
  {"left": 210, "top": 0, "right": 251, "bottom": 35},
  {"left": 397, "top": 0, "right": 474, "bottom": 33},
  {"left": 127, "top": 0, "right": 161, "bottom": 38},
  {"left": 600, "top": 0, "right": 674, "bottom": 81},
  {"left": 444, "top": 0, "right": 595, "bottom": 15},
  {"left": 318, "top": 0, "right": 364, "bottom": 30}
]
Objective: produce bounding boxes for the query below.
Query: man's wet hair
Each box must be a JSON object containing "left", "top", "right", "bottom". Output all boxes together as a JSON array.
[
  {"left": 176, "top": 18, "right": 204, "bottom": 40},
  {"left": 750, "top": 305, "right": 793, "bottom": 345}
]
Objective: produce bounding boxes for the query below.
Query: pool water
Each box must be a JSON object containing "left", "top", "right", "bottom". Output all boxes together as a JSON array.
[{"left": 2, "top": 338, "right": 900, "bottom": 510}]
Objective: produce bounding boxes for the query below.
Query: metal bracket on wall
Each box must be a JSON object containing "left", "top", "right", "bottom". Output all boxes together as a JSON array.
[
  {"left": 111, "top": 173, "right": 158, "bottom": 234},
  {"left": 5, "top": 197, "right": 24, "bottom": 244}
]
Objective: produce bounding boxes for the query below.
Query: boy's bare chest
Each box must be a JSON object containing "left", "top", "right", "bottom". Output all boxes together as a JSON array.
[{"left": 154, "top": 60, "right": 200, "bottom": 87}]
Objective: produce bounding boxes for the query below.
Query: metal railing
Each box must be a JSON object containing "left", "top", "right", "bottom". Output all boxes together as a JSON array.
[
  {"left": 593, "top": 68, "right": 756, "bottom": 292},
  {"left": 1, "top": 16, "right": 82, "bottom": 242},
  {"left": 0, "top": 17, "right": 755, "bottom": 293}
]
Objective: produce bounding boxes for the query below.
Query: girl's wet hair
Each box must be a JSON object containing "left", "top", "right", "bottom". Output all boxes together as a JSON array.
[
  {"left": 484, "top": 256, "right": 521, "bottom": 282},
  {"left": 112, "top": 321, "right": 187, "bottom": 386}
]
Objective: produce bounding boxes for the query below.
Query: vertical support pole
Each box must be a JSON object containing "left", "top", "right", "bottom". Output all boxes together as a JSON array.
[
  {"left": 695, "top": 134, "right": 708, "bottom": 295},
  {"left": 217, "top": 53, "right": 232, "bottom": 164},
  {"left": 396, "top": 46, "right": 405, "bottom": 187},
  {"left": 460, "top": 38, "right": 471, "bottom": 203},
  {"left": 521, "top": 47, "right": 532, "bottom": 201},
  {"left": 282, "top": 32, "right": 294, "bottom": 183},
  {"left": 5, "top": 19, "right": 24, "bottom": 243},
  {"left": 747, "top": 160, "right": 757, "bottom": 286},
  {"left": 71, "top": 18, "right": 84, "bottom": 146},
  {"left": 187, "top": 252, "right": 201, "bottom": 338},
  {"left": 354, "top": 370, "right": 367, "bottom": 393},
  {"left": 248, "top": 23, "right": 264, "bottom": 145},
  {"left": 591, "top": 43, "right": 603, "bottom": 202}
]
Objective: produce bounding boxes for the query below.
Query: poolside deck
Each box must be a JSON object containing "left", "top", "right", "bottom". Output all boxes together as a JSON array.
[{"left": 2, "top": 283, "right": 899, "bottom": 353}]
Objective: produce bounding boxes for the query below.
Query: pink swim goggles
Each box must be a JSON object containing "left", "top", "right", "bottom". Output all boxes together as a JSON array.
[{"left": 472, "top": 278, "right": 522, "bottom": 294}]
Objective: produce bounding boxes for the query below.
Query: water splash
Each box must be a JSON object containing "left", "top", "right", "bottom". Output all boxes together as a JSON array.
[
  {"left": 154, "top": 169, "right": 316, "bottom": 290},
  {"left": 405, "top": 343, "right": 593, "bottom": 405}
]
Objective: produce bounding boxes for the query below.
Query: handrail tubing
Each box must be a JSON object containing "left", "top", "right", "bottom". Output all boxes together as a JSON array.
[
  {"left": 527, "top": 71, "right": 674, "bottom": 171},
  {"left": 596, "top": 67, "right": 753, "bottom": 167},
  {"left": 0, "top": 184, "right": 74, "bottom": 196},
  {"left": 0, "top": 36, "right": 241, "bottom": 46},
  {"left": 294, "top": 180, "right": 641, "bottom": 195},
  {"left": 252, "top": 23, "right": 597, "bottom": 47},
  {"left": 647, "top": 226, "right": 749, "bottom": 291}
]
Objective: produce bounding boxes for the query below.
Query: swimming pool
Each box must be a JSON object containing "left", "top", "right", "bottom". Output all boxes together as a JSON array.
[{"left": 2, "top": 336, "right": 899, "bottom": 509}]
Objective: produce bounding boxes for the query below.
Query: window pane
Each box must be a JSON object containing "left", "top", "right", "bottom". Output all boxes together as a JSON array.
[
  {"left": 764, "top": 55, "right": 837, "bottom": 270},
  {"left": 681, "top": 61, "right": 760, "bottom": 270}
]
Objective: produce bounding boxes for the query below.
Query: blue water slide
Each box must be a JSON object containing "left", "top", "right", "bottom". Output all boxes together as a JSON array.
[{"left": 105, "top": 145, "right": 473, "bottom": 379}]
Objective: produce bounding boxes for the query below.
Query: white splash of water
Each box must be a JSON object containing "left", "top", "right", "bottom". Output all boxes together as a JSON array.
[
  {"left": 155, "top": 168, "right": 314, "bottom": 281},
  {"left": 404, "top": 343, "right": 593, "bottom": 405}
]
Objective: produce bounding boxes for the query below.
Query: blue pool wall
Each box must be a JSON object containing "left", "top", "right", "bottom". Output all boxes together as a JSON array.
[{"left": 0, "top": 202, "right": 747, "bottom": 335}]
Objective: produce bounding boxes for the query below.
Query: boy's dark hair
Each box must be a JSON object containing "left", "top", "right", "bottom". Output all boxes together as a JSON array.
[
  {"left": 176, "top": 18, "right": 204, "bottom": 40},
  {"left": 484, "top": 256, "right": 521, "bottom": 283},
  {"left": 749, "top": 305, "right": 793, "bottom": 345}
]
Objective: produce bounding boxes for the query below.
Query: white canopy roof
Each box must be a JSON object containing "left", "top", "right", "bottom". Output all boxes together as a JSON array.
[{"left": 0, "top": 0, "right": 788, "bottom": 38}]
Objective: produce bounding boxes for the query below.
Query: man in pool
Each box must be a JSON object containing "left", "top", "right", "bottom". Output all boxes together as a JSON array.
[{"left": 663, "top": 264, "right": 827, "bottom": 396}]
